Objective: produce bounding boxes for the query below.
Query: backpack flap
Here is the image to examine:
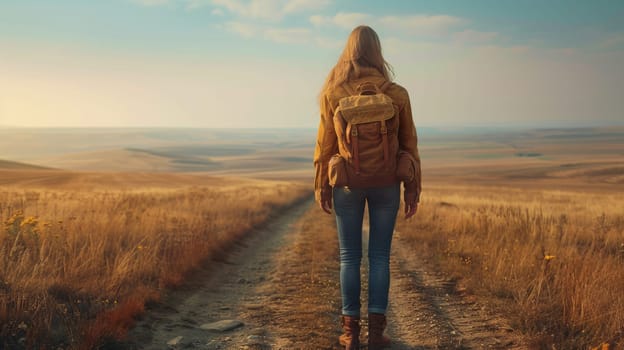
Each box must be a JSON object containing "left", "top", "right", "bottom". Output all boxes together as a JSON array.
[{"left": 338, "top": 94, "right": 394, "bottom": 124}]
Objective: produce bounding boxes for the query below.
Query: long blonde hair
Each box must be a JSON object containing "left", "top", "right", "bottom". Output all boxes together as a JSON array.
[{"left": 320, "top": 26, "right": 394, "bottom": 101}]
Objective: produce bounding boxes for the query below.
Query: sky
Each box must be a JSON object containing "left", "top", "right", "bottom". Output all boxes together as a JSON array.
[{"left": 0, "top": 0, "right": 623, "bottom": 128}]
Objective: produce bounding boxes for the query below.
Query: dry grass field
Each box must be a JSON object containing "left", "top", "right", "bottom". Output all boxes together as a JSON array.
[
  {"left": 0, "top": 128, "right": 315, "bottom": 179},
  {"left": 397, "top": 183, "right": 624, "bottom": 349},
  {"left": 1, "top": 126, "right": 623, "bottom": 349},
  {"left": 401, "top": 127, "right": 624, "bottom": 348},
  {"left": 0, "top": 169, "right": 310, "bottom": 349}
]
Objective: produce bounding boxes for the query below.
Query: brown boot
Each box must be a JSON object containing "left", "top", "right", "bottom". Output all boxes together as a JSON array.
[
  {"left": 368, "top": 313, "right": 391, "bottom": 349},
  {"left": 339, "top": 315, "right": 360, "bottom": 349}
]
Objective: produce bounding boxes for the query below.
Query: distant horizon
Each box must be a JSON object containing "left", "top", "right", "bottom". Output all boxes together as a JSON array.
[
  {"left": 1, "top": 123, "right": 623, "bottom": 130},
  {"left": 1, "top": 125, "right": 622, "bottom": 177}
]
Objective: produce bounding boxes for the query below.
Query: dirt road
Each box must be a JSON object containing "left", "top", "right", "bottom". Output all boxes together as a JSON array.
[{"left": 124, "top": 200, "right": 525, "bottom": 349}]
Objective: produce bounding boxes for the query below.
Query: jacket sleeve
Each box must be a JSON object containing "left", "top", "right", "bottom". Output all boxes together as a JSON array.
[
  {"left": 398, "top": 90, "right": 422, "bottom": 204},
  {"left": 313, "top": 93, "right": 339, "bottom": 202}
]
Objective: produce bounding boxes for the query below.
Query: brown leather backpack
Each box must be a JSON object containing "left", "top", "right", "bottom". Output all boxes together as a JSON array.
[{"left": 328, "top": 81, "right": 407, "bottom": 188}]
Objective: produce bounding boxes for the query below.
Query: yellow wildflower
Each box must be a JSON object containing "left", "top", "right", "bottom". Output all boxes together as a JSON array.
[{"left": 20, "top": 216, "right": 38, "bottom": 228}]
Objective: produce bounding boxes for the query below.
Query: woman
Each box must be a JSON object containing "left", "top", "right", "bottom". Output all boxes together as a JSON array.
[{"left": 313, "top": 26, "right": 421, "bottom": 349}]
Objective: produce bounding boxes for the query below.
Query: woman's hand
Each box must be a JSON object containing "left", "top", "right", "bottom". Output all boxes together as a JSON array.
[
  {"left": 320, "top": 199, "right": 332, "bottom": 214},
  {"left": 405, "top": 202, "right": 418, "bottom": 219},
  {"left": 318, "top": 186, "right": 333, "bottom": 214}
]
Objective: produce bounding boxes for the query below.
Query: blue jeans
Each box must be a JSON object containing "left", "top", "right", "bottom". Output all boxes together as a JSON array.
[{"left": 333, "top": 183, "right": 400, "bottom": 316}]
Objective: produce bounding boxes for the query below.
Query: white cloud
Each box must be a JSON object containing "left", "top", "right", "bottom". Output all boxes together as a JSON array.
[
  {"left": 264, "top": 27, "right": 311, "bottom": 44},
  {"left": 211, "top": 0, "right": 331, "bottom": 20},
  {"left": 222, "top": 22, "right": 314, "bottom": 45},
  {"left": 131, "top": 0, "right": 171, "bottom": 6},
  {"left": 223, "top": 21, "right": 258, "bottom": 38},
  {"left": 377, "top": 14, "right": 465, "bottom": 35},
  {"left": 186, "top": 0, "right": 211, "bottom": 9},
  {"left": 283, "top": 0, "right": 330, "bottom": 15},
  {"left": 452, "top": 29, "right": 498, "bottom": 43},
  {"left": 213, "top": 0, "right": 263, "bottom": 18},
  {"left": 211, "top": 7, "right": 224, "bottom": 15},
  {"left": 310, "top": 12, "right": 371, "bottom": 30},
  {"left": 597, "top": 32, "right": 624, "bottom": 50},
  {"left": 131, "top": 0, "right": 212, "bottom": 9},
  {"left": 309, "top": 15, "right": 325, "bottom": 26},
  {"left": 219, "top": 0, "right": 284, "bottom": 20},
  {"left": 309, "top": 13, "right": 466, "bottom": 36}
]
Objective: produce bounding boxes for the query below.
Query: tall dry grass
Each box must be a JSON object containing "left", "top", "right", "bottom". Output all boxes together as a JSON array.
[
  {"left": 397, "top": 184, "right": 624, "bottom": 349},
  {"left": 0, "top": 181, "right": 310, "bottom": 348}
]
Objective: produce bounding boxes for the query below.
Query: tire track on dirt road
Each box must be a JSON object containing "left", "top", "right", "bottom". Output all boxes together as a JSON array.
[
  {"left": 124, "top": 198, "right": 317, "bottom": 349},
  {"left": 383, "top": 228, "right": 526, "bottom": 349}
]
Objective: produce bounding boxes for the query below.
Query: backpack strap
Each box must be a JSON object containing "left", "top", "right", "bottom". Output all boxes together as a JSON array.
[
  {"left": 380, "top": 119, "right": 389, "bottom": 169},
  {"left": 379, "top": 80, "right": 393, "bottom": 93},
  {"left": 344, "top": 81, "right": 392, "bottom": 95},
  {"left": 342, "top": 83, "right": 356, "bottom": 96},
  {"left": 345, "top": 121, "right": 352, "bottom": 144},
  {"left": 351, "top": 124, "right": 360, "bottom": 174},
  {"left": 334, "top": 110, "right": 347, "bottom": 144},
  {"left": 379, "top": 81, "right": 393, "bottom": 169},
  {"left": 357, "top": 82, "right": 379, "bottom": 95}
]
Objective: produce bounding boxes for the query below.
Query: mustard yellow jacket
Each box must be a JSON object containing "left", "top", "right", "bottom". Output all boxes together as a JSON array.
[{"left": 313, "top": 67, "right": 422, "bottom": 204}]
